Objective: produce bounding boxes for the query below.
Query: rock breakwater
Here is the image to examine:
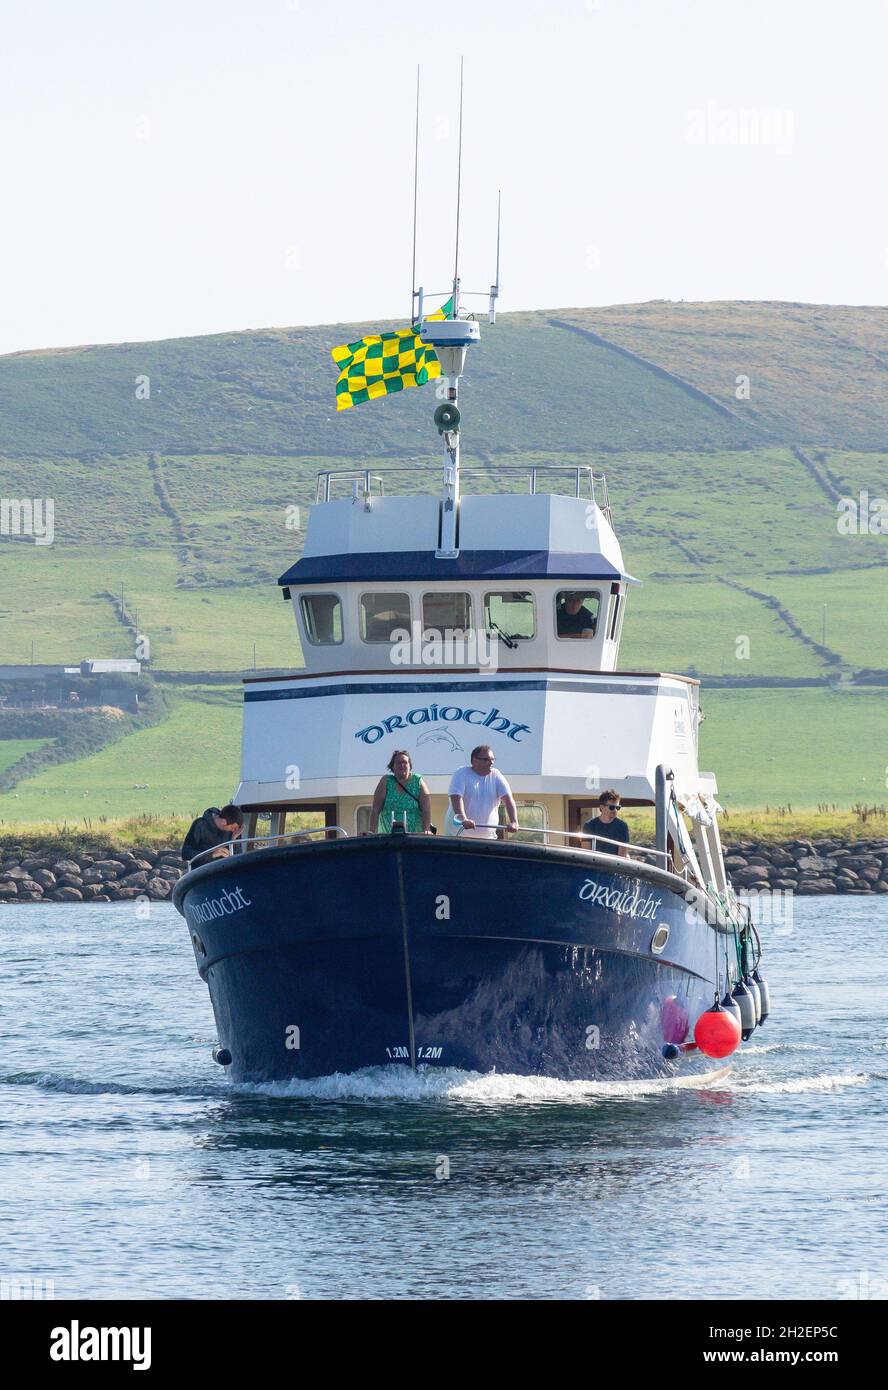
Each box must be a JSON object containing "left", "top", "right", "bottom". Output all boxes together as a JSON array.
[{"left": 0, "top": 846, "right": 185, "bottom": 903}]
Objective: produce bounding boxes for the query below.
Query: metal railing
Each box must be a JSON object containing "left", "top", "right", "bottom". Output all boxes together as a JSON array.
[
  {"left": 454, "top": 823, "right": 673, "bottom": 868},
  {"left": 186, "top": 820, "right": 697, "bottom": 883},
  {"left": 592, "top": 472, "right": 614, "bottom": 527},
  {"left": 314, "top": 462, "right": 613, "bottom": 517},
  {"left": 315, "top": 470, "right": 386, "bottom": 504},
  {"left": 189, "top": 826, "right": 347, "bottom": 867}
]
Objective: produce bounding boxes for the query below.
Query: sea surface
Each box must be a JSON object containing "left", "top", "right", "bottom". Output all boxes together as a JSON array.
[{"left": 1, "top": 898, "right": 886, "bottom": 1301}]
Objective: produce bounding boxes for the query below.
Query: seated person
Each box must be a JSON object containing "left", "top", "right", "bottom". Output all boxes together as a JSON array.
[{"left": 556, "top": 592, "right": 597, "bottom": 638}]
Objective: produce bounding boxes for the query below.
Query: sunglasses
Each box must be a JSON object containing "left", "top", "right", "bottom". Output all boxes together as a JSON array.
[
  {"left": 604, "top": 803, "right": 620, "bottom": 810},
  {"left": 474, "top": 755, "right": 494, "bottom": 763}
]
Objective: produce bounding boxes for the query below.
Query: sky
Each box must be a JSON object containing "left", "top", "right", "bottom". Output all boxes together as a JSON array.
[{"left": 1, "top": 0, "right": 887, "bottom": 355}]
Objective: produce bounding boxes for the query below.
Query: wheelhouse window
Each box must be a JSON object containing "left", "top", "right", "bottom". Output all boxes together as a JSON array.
[
  {"left": 555, "top": 590, "right": 600, "bottom": 640},
  {"left": 360, "top": 592, "right": 411, "bottom": 643},
  {"left": 300, "top": 593, "right": 343, "bottom": 645},
  {"left": 422, "top": 591, "right": 473, "bottom": 635},
  {"left": 484, "top": 591, "right": 535, "bottom": 641}
]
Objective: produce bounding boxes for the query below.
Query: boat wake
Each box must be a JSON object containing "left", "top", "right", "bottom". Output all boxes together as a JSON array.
[
  {"left": 233, "top": 1063, "right": 742, "bottom": 1105},
  {"left": 220, "top": 1060, "right": 882, "bottom": 1103},
  {"left": 726, "top": 1071, "right": 869, "bottom": 1096},
  {"left": 2, "top": 1064, "right": 874, "bottom": 1105},
  {"left": 0, "top": 1070, "right": 226, "bottom": 1099}
]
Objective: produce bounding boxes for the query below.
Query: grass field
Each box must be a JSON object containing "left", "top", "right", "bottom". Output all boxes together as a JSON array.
[
  {"left": 698, "top": 688, "right": 888, "bottom": 808},
  {"left": 0, "top": 547, "right": 295, "bottom": 670},
  {"left": 0, "top": 739, "right": 49, "bottom": 775},
  {"left": 620, "top": 579, "right": 826, "bottom": 677},
  {"left": 0, "top": 692, "right": 240, "bottom": 822},
  {"left": 762, "top": 567, "right": 888, "bottom": 670}
]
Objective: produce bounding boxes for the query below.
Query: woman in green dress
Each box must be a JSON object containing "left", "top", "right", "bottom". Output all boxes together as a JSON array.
[{"left": 369, "top": 750, "right": 432, "bottom": 834}]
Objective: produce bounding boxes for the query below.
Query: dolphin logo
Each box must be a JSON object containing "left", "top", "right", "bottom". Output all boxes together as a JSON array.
[{"left": 416, "top": 728, "right": 463, "bottom": 753}]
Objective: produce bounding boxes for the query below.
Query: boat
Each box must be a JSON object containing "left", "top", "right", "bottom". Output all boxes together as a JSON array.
[{"left": 173, "top": 287, "right": 768, "bottom": 1083}]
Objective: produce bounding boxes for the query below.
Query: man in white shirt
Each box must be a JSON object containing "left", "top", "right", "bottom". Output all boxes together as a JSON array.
[{"left": 446, "top": 745, "right": 519, "bottom": 840}]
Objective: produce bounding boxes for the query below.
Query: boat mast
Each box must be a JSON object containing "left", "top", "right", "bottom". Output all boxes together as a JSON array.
[
  {"left": 452, "top": 54, "right": 464, "bottom": 323},
  {"left": 435, "top": 55, "right": 466, "bottom": 562},
  {"left": 410, "top": 64, "right": 420, "bottom": 325},
  {"left": 414, "top": 59, "right": 499, "bottom": 559}
]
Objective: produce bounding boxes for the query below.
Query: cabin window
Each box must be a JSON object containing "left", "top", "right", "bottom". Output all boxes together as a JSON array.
[
  {"left": 509, "top": 801, "right": 548, "bottom": 843},
  {"left": 422, "top": 591, "right": 473, "bottom": 634},
  {"left": 555, "top": 590, "right": 600, "bottom": 640},
  {"left": 355, "top": 804, "right": 372, "bottom": 835},
  {"left": 484, "top": 591, "right": 535, "bottom": 641},
  {"left": 300, "top": 593, "right": 343, "bottom": 645},
  {"left": 360, "top": 592, "right": 412, "bottom": 643}
]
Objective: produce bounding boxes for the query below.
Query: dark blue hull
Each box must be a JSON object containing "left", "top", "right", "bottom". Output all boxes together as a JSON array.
[{"left": 173, "top": 837, "right": 731, "bottom": 1082}]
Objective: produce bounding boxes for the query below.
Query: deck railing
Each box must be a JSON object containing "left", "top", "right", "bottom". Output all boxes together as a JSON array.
[
  {"left": 456, "top": 823, "right": 676, "bottom": 869},
  {"left": 523, "top": 826, "right": 671, "bottom": 863},
  {"left": 189, "top": 826, "right": 347, "bottom": 866},
  {"left": 187, "top": 822, "right": 688, "bottom": 878}
]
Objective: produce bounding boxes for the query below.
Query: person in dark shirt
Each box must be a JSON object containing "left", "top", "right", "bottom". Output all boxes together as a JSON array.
[
  {"left": 582, "top": 789, "right": 629, "bottom": 857},
  {"left": 182, "top": 805, "right": 244, "bottom": 866},
  {"left": 556, "top": 592, "right": 597, "bottom": 638}
]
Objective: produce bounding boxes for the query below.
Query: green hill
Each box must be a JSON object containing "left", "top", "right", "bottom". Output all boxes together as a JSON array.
[
  {"left": 0, "top": 311, "right": 760, "bottom": 458},
  {"left": 1, "top": 300, "right": 886, "bottom": 818},
  {"left": 555, "top": 302, "right": 888, "bottom": 449}
]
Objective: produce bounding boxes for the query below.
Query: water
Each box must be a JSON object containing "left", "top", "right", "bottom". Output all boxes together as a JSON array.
[{"left": 1, "top": 898, "right": 886, "bottom": 1300}]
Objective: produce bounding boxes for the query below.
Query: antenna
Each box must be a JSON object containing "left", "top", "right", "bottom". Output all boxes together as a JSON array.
[
  {"left": 489, "top": 189, "right": 501, "bottom": 324},
  {"left": 411, "top": 60, "right": 499, "bottom": 560},
  {"left": 411, "top": 65, "right": 421, "bottom": 325},
  {"left": 452, "top": 55, "right": 464, "bottom": 317}
]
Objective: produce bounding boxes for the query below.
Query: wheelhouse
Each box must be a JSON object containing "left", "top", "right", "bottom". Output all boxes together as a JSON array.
[{"left": 279, "top": 464, "right": 633, "bottom": 674}]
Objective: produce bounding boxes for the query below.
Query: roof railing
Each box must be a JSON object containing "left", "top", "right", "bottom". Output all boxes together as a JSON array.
[{"left": 315, "top": 462, "right": 613, "bottom": 519}]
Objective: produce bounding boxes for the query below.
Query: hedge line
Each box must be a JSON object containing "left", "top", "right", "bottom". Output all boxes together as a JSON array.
[{"left": 0, "top": 681, "right": 168, "bottom": 793}]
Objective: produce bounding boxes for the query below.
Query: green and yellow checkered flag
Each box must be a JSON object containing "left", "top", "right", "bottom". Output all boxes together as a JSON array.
[{"left": 331, "top": 297, "right": 453, "bottom": 411}]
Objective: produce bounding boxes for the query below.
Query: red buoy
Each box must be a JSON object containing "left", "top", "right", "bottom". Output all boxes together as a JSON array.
[{"left": 694, "top": 1002, "right": 742, "bottom": 1059}]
